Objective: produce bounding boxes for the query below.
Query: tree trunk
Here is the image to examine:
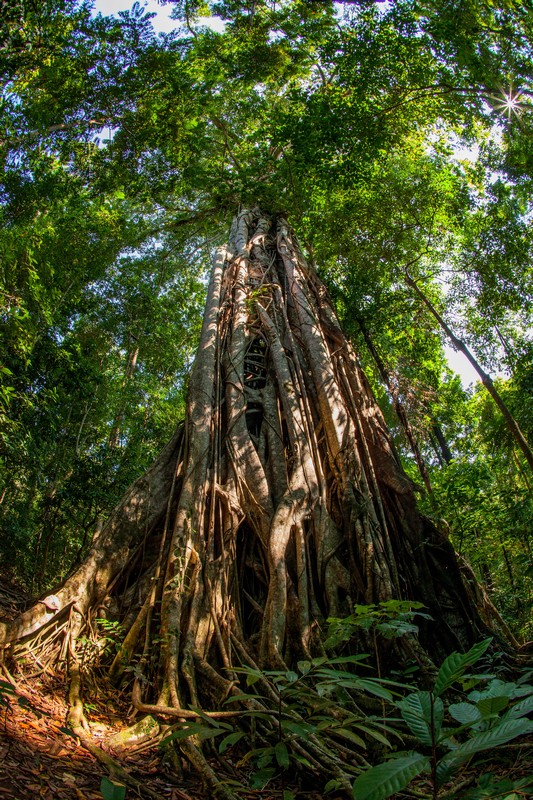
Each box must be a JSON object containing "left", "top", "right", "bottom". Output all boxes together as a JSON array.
[
  {"left": 1, "top": 210, "right": 501, "bottom": 794},
  {"left": 108, "top": 339, "right": 140, "bottom": 449},
  {"left": 357, "top": 317, "right": 433, "bottom": 493},
  {"left": 405, "top": 272, "right": 533, "bottom": 472},
  {"left": 431, "top": 422, "right": 453, "bottom": 465}
]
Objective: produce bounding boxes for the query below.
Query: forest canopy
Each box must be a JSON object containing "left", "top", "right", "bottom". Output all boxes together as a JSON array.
[{"left": 0, "top": 2, "right": 532, "bottom": 796}]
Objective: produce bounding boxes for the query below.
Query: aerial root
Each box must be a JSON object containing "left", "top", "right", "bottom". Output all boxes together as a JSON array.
[
  {"left": 179, "top": 739, "right": 240, "bottom": 800},
  {"left": 131, "top": 678, "right": 246, "bottom": 720},
  {"left": 66, "top": 651, "right": 166, "bottom": 800}
]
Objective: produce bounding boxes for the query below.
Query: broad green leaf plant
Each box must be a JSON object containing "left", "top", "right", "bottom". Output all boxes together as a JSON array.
[
  {"left": 161, "top": 653, "right": 401, "bottom": 793},
  {"left": 352, "top": 638, "right": 533, "bottom": 800}
]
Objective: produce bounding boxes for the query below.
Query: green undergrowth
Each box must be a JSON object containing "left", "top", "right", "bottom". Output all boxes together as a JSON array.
[
  {"left": 3, "top": 603, "right": 532, "bottom": 800},
  {"left": 157, "top": 604, "right": 533, "bottom": 800}
]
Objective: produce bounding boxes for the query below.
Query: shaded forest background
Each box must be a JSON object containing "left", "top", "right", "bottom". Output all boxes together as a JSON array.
[{"left": 0, "top": 0, "right": 532, "bottom": 641}]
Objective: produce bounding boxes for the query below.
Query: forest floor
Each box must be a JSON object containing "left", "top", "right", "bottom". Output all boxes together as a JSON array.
[
  {"left": 0, "top": 675, "right": 329, "bottom": 800},
  {"left": 1, "top": 661, "right": 531, "bottom": 800},
  {"left": 0, "top": 672, "right": 201, "bottom": 800},
  {"left": 0, "top": 578, "right": 531, "bottom": 800},
  {"left": 0, "top": 576, "right": 204, "bottom": 800},
  {"left": 0, "top": 576, "right": 325, "bottom": 800}
]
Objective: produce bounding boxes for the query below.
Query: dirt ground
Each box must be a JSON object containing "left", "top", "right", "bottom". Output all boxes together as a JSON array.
[
  {"left": 0, "top": 671, "right": 328, "bottom": 800},
  {"left": 0, "top": 578, "right": 206, "bottom": 800},
  {"left": 0, "top": 673, "right": 207, "bottom": 800}
]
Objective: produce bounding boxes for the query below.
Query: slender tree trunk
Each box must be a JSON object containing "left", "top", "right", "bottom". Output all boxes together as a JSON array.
[
  {"left": 428, "top": 430, "right": 445, "bottom": 465},
  {"left": 358, "top": 318, "right": 432, "bottom": 493},
  {"left": 109, "top": 339, "right": 140, "bottom": 449},
  {"left": 431, "top": 422, "right": 453, "bottom": 465},
  {"left": 405, "top": 272, "right": 533, "bottom": 472}
]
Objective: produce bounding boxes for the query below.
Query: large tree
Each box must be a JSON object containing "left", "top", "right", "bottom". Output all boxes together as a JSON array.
[
  {"left": 2, "top": 0, "right": 533, "bottom": 795},
  {"left": 0, "top": 208, "right": 508, "bottom": 795}
]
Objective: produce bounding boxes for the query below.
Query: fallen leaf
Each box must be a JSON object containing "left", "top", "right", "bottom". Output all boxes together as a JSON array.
[{"left": 47, "top": 741, "right": 66, "bottom": 757}]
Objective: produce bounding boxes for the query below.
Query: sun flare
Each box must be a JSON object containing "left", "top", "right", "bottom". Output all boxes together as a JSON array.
[{"left": 492, "top": 86, "right": 526, "bottom": 120}]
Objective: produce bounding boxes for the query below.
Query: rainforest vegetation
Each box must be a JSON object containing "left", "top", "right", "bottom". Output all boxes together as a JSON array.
[{"left": 0, "top": 2, "right": 532, "bottom": 799}]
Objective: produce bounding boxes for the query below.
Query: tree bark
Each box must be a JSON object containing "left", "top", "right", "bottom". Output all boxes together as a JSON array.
[{"left": 431, "top": 423, "right": 453, "bottom": 465}]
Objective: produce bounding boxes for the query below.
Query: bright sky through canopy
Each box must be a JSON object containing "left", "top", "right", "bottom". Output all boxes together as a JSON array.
[
  {"left": 91, "top": 1, "right": 226, "bottom": 33},
  {"left": 92, "top": 0, "right": 177, "bottom": 32}
]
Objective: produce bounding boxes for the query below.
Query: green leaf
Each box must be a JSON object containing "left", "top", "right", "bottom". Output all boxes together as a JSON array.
[
  {"left": 317, "top": 677, "right": 393, "bottom": 700},
  {"left": 239, "top": 710, "right": 276, "bottom": 722},
  {"left": 161, "top": 722, "right": 226, "bottom": 745},
  {"left": 334, "top": 727, "right": 366, "bottom": 748},
  {"left": 244, "top": 669, "right": 263, "bottom": 686},
  {"left": 350, "top": 678, "right": 394, "bottom": 701},
  {"left": 501, "top": 694, "right": 533, "bottom": 720},
  {"left": 476, "top": 695, "right": 509, "bottom": 717},
  {"left": 224, "top": 692, "right": 269, "bottom": 704},
  {"left": 249, "top": 767, "right": 276, "bottom": 789},
  {"left": 281, "top": 720, "right": 314, "bottom": 737},
  {"left": 188, "top": 708, "right": 233, "bottom": 729},
  {"left": 218, "top": 731, "right": 246, "bottom": 753},
  {"left": 284, "top": 671, "right": 299, "bottom": 683},
  {"left": 257, "top": 746, "right": 275, "bottom": 768},
  {"left": 460, "top": 773, "right": 533, "bottom": 799},
  {"left": 274, "top": 741, "right": 290, "bottom": 768},
  {"left": 376, "top": 621, "right": 420, "bottom": 639},
  {"left": 352, "top": 723, "right": 392, "bottom": 747},
  {"left": 469, "top": 680, "right": 532, "bottom": 702},
  {"left": 327, "top": 655, "right": 371, "bottom": 666},
  {"left": 352, "top": 753, "right": 430, "bottom": 800},
  {"left": 100, "top": 777, "right": 126, "bottom": 800},
  {"left": 437, "top": 719, "right": 533, "bottom": 785},
  {"left": 325, "top": 779, "right": 343, "bottom": 793},
  {"left": 434, "top": 639, "right": 492, "bottom": 697},
  {"left": 396, "top": 691, "right": 442, "bottom": 746},
  {"left": 292, "top": 754, "right": 314, "bottom": 768},
  {"left": 448, "top": 702, "right": 483, "bottom": 727}
]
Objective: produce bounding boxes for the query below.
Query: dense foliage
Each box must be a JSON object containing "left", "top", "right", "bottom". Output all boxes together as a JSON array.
[{"left": 1, "top": 0, "right": 532, "bottom": 637}]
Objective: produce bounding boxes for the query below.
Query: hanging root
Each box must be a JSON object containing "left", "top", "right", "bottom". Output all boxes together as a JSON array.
[{"left": 179, "top": 740, "right": 240, "bottom": 800}]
